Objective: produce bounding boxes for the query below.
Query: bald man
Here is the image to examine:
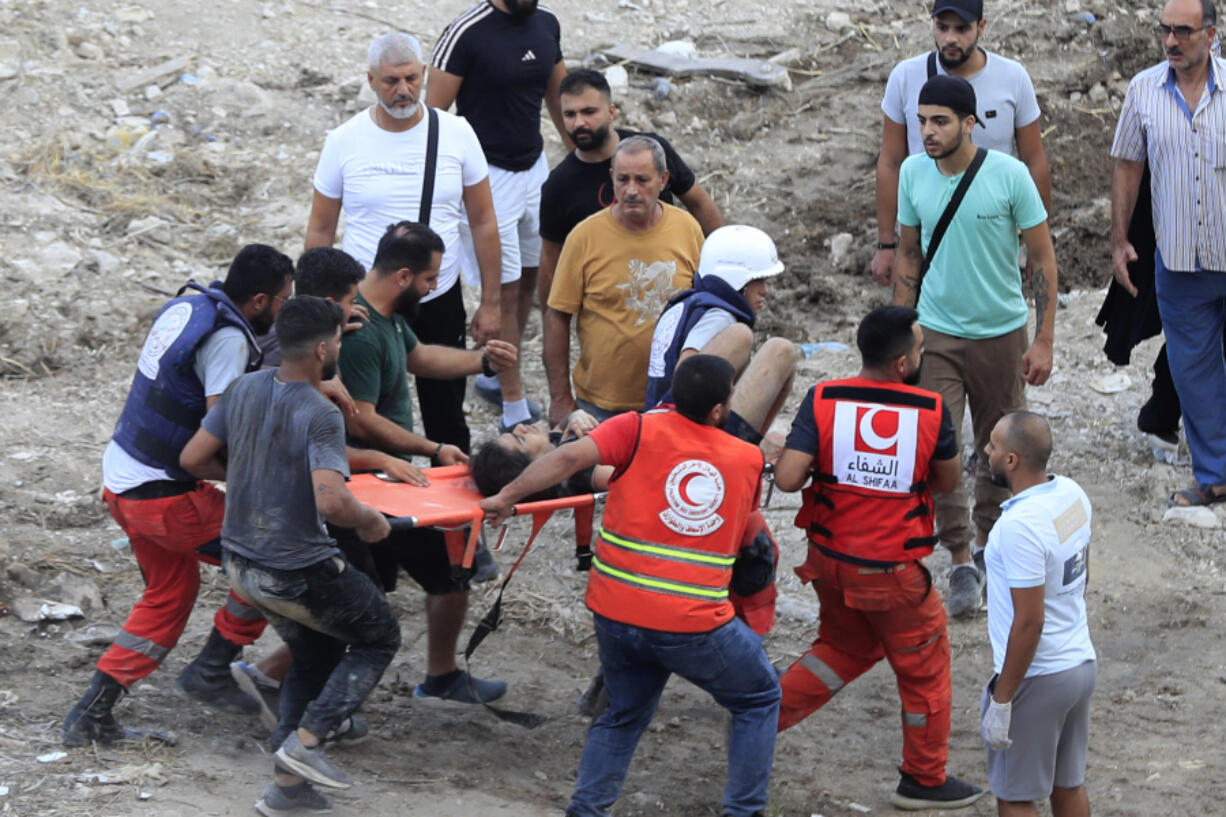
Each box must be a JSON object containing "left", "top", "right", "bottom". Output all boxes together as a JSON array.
[{"left": 980, "top": 411, "right": 1096, "bottom": 817}]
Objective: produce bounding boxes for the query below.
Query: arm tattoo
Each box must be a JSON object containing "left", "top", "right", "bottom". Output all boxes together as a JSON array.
[{"left": 1032, "top": 266, "right": 1050, "bottom": 330}]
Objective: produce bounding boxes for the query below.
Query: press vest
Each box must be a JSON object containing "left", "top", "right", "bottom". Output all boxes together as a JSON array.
[
  {"left": 587, "top": 409, "right": 765, "bottom": 633},
  {"left": 795, "top": 377, "right": 943, "bottom": 566},
  {"left": 643, "top": 276, "right": 755, "bottom": 410},
  {"left": 111, "top": 281, "right": 261, "bottom": 482}
]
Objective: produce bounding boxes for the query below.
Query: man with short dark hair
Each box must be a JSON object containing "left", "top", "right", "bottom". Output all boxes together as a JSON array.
[
  {"left": 538, "top": 69, "right": 724, "bottom": 324},
  {"left": 61, "top": 245, "right": 294, "bottom": 746},
  {"left": 545, "top": 136, "right": 703, "bottom": 425},
  {"left": 873, "top": 0, "right": 1050, "bottom": 287},
  {"left": 335, "top": 221, "right": 517, "bottom": 704},
  {"left": 980, "top": 411, "right": 1096, "bottom": 817},
  {"left": 481, "top": 354, "right": 780, "bottom": 817},
  {"left": 1110, "top": 0, "right": 1226, "bottom": 508},
  {"left": 893, "top": 74, "right": 1058, "bottom": 619},
  {"left": 428, "top": 0, "right": 569, "bottom": 431},
  {"left": 180, "top": 296, "right": 399, "bottom": 814},
  {"left": 774, "top": 306, "right": 983, "bottom": 810}
]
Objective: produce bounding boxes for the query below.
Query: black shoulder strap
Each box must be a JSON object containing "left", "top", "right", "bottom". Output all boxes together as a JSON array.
[
  {"left": 926, "top": 51, "right": 938, "bottom": 79},
  {"left": 417, "top": 106, "right": 440, "bottom": 226},
  {"left": 918, "top": 147, "right": 988, "bottom": 294}
]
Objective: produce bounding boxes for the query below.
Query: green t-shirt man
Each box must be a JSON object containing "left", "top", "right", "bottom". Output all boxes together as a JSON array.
[
  {"left": 338, "top": 291, "right": 419, "bottom": 435},
  {"left": 897, "top": 149, "right": 1047, "bottom": 340}
]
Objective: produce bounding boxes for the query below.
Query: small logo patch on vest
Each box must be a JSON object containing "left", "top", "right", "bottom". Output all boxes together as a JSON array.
[
  {"left": 660, "top": 459, "right": 726, "bottom": 536},
  {"left": 830, "top": 402, "right": 919, "bottom": 493},
  {"left": 138, "top": 302, "right": 193, "bottom": 380}
]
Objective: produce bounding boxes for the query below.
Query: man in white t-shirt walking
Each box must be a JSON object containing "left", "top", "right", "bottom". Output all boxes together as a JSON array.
[
  {"left": 980, "top": 411, "right": 1096, "bottom": 817},
  {"left": 873, "top": 0, "right": 1051, "bottom": 288},
  {"left": 305, "top": 32, "right": 502, "bottom": 457}
]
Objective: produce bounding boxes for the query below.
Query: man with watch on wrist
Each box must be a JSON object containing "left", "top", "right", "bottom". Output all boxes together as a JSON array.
[
  {"left": 980, "top": 411, "right": 1095, "bottom": 817},
  {"left": 333, "top": 221, "right": 518, "bottom": 706},
  {"left": 893, "top": 75, "right": 1058, "bottom": 620}
]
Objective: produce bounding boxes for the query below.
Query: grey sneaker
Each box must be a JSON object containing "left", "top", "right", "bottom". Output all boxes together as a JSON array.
[
  {"left": 323, "top": 715, "right": 369, "bottom": 747},
  {"left": 254, "top": 781, "right": 333, "bottom": 815},
  {"left": 231, "top": 661, "right": 280, "bottom": 730},
  {"left": 947, "top": 563, "right": 984, "bottom": 619},
  {"left": 414, "top": 670, "right": 507, "bottom": 705},
  {"left": 471, "top": 541, "right": 499, "bottom": 584},
  {"left": 890, "top": 770, "right": 984, "bottom": 810},
  {"left": 273, "top": 732, "right": 352, "bottom": 790}
]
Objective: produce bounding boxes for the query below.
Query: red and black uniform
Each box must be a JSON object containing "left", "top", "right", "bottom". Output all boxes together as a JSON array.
[
  {"left": 586, "top": 409, "right": 764, "bottom": 632},
  {"left": 778, "top": 377, "right": 958, "bottom": 788}
]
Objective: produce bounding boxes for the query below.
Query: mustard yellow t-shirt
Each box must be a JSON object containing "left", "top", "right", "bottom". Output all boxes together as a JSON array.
[{"left": 548, "top": 204, "right": 702, "bottom": 411}]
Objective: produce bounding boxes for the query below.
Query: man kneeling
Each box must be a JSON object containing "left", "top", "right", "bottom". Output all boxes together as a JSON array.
[{"left": 481, "top": 355, "right": 780, "bottom": 817}]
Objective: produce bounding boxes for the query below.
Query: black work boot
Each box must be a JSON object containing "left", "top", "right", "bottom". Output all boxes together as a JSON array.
[
  {"left": 176, "top": 628, "right": 260, "bottom": 714},
  {"left": 61, "top": 671, "right": 139, "bottom": 747}
]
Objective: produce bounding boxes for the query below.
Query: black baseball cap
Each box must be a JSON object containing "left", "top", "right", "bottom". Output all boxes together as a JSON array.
[
  {"left": 932, "top": 0, "right": 983, "bottom": 22},
  {"left": 918, "top": 75, "right": 978, "bottom": 121}
]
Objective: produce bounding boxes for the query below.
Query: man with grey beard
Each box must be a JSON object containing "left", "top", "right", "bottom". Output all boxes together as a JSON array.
[{"left": 306, "top": 31, "right": 502, "bottom": 461}]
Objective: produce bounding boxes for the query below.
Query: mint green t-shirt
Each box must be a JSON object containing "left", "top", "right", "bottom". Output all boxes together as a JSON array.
[
  {"left": 898, "top": 149, "right": 1047, "bottom": 340},
  {"left": 338, "top": 291, "right": 419, "bottom": 433}
]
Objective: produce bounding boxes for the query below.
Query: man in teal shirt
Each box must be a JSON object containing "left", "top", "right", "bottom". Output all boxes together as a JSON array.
[
  {"left": 338, "top": 221, "right": 519, "bottom": 705},
  {"left": 893, "top": 75, "right": 1059, "bottom": 619}
]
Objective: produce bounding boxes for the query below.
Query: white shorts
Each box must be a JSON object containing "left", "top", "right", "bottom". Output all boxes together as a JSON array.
[{"left": 459, "top": 151, "right": 547, "bottom": 286}]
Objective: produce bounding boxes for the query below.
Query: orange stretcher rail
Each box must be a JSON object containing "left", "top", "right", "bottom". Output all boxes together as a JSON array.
[{"left": 347, "top": 468, "right": 602, "bottom": 572}]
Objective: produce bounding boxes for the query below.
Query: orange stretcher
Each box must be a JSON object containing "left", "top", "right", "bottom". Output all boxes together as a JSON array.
[{"left": 348, "top": 466, "right": 602, "bottom": 575}]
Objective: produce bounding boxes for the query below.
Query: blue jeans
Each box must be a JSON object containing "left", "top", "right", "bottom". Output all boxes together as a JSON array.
[
  {"left": 223, "top": 550, "right": 401, "bottom": 751},
  {"left": 569, "top": 614, "right": 780, "bottom": 817},
  {"left": 1155, "top": 260, "right": 1226, "bottom": 485}
]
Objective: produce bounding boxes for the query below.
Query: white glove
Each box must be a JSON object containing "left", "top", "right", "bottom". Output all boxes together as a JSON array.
[{"left": 980, "top": 697, "right": 1013, "bottom": 750}]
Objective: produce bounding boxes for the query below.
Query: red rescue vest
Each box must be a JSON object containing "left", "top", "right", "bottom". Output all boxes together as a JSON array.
[
  {"left": 586, "top": 409, "right": 765, "bottom": 633},
  {"left": 794, "top": 377, "right": 943, "bottom": 568}
]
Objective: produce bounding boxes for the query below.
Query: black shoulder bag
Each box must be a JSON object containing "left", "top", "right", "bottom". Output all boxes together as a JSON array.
[{"left": 916, "top": 146, "right": 987, "bottom": 300}]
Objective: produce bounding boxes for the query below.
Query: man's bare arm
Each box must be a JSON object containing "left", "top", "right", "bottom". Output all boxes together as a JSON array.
[
  {"left": 424, "top": 67, "right": 463, "bottom": 111},
  {"left": 1110, "top": 158, "right": 1145, "bottom": 297},
  {"left": 180, "top": 427, "right": 227, "bottom": 482},
  {"left": 305, "top": 191, "right": 342, "bottom": 250},
  {"left": 406, "top": 338, "right": 516, "bottom": 380},
  {"left": 677, "top": 183, "right": 726, "bottom": 236},
  {"left": 543, "top": 306, "right": 577, "bottom": 426},
  {"left": 462, "top": 179, "right": 504, "bottom": 345},
  {"left": 312, "top": 469, "right": 390, "bottom": 542},
  {"left": 1015, "top": 121, "right": 1052, "bottom": 214},
  {"left": 872, "top": 116, "right": 909, "bottom": 286},
  {"left": 892, "top": 224, "right": 922, "bottom": 307},
  {"left": 773, "top": 448, "right": 815, "bottom": 493},
  {"left": 991, "top": 584, "right": 1045, "bottom": 702},
  {"left": 347, "top": 400, "right": 437, "bottom": 458},
  {"left": 544, "top": 60, "right": 574, "bottom": 151},
  {"left": 537, "top": 239, "right": 563, "bottom": 316}
]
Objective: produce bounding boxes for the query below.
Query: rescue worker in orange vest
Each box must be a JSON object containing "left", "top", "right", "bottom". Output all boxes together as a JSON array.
[
  {"left": 481, "top": 354, "right": 781, "bottom": 817},
  {"left": 773, "top": 306, "right": 985, "bottom": 811}
]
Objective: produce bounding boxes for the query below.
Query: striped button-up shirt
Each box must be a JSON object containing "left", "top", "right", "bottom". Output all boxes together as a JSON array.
[{"left": 1110, "top": 55, "right": 1226, "bottom": 272}]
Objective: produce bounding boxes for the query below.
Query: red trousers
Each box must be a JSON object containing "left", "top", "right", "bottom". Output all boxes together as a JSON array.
[
  {"left": 98, "top": 485, "right": 266, "bottom": 687},
  {"left": 778, "top": 552, "right": 952, "bottom": 787}
]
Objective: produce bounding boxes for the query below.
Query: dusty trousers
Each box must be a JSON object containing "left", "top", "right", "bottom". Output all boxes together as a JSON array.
[
  {"left": 97, "top": 485, "right": 267, "bottom": 687},
  {"left": 778, "top": 552, "right": 952, "bottom": 787}
]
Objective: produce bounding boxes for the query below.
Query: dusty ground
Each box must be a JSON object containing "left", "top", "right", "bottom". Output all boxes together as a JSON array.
[{"left": 1, "top": 0, "right": 1225, "bottom": 815}]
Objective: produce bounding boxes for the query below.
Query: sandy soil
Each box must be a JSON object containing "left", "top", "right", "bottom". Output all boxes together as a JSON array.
[{"left": 1, "top": 1, "right": 1225, "bottom": 815}]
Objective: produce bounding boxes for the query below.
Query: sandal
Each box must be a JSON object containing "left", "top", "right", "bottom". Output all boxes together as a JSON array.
[{"left": 1168, "top": 483, "right": 1226, "bottom": 508}]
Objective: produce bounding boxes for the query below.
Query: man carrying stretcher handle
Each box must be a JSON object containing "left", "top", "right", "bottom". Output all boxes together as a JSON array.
[{"left": 481, "top": 354, "right": 780, "bottom": 817}]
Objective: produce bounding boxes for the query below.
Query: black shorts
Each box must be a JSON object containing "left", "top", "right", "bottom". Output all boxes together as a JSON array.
[{"left": 328, "top": 524, "right": 470, "bottom": 596}]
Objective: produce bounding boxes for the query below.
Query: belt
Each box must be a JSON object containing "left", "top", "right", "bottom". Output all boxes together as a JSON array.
[
  {"left": 118, "top": 480, "right": 197, "bottom": 500},
  {"left": 856, "top": 561, "right": 910, "bottom": 574}
]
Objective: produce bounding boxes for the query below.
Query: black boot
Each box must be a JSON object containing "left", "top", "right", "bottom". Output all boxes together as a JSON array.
[
  {"left": 61, "top": 671, "right": 136, "bottom": 747},
  {"left": 177, "top": 628, "right": 259, "bottom": 714}
]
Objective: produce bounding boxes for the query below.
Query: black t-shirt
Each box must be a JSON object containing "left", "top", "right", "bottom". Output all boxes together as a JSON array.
[
  {"left": 538, "top": 128, "right": 698, "bottom": 243},
  {"left": 430, "top": 2, "right": 563, "bottom": 171},
  {"left": 784, "top": 385, "right": 958, "bottom": 461}
]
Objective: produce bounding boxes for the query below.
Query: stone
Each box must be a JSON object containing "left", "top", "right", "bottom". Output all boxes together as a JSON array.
[
  {"left": 1088, "top": 83, "right": 1109, "bottom": 104},
  {"left": 825, "top": 11, "right": 853, "bottom": 31},
  {"left": 727, "top": 109, "right": 766, "bottom": 141},
  {"left": 37, "top": 241, "right": 83, "bottom": 272},
  {"left": 1162, "top": 506, "right": 1219, "bottom": 528},
  {"left": 604, "top": 65, "right": 629, "bottom": 90},
  {"left": 46, "top": 572, "right": 104, "bottom": 614},
  {"left": 108, "top": 98, "right": 129, "bottom": 117},
  {"left": 828, "top": 232, "right": 855, "bottom": 269},
  {"left": 144, "top": 84, "right": 162, "bottom": 100},
  {"left": 126, "top": 216, "right": 171, "bottom": 244},
  {"left": 75, "top": 41, "right": 105, "bottom": 60},
  {"left": 5, "top": 562, "right": 40, "bottom": 589}
]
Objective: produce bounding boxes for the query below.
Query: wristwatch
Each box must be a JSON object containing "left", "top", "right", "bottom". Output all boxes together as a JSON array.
[{"left": 877, "top": 241, "right": 897, "bottom": 250}]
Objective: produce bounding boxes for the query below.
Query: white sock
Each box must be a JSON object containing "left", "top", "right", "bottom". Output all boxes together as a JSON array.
[
  {"left": 475, "top": 373, "right": 499, "bottom": 390},
  {"left": 501, "top": 398, "right": 531, "bottom": 427}
]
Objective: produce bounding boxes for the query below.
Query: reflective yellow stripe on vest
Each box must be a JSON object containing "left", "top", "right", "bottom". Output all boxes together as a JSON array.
[
  {"left": 599, "top": 528, "right": 737, "bottom": 568},
  {"left": 591, "top": 556, "right": 730, "bottom": 600}
]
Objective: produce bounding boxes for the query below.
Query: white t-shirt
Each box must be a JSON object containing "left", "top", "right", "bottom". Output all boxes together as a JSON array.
[
  {"left": 647, "top": 304, "right": 736, "bottom": 379},
  {"left": 985, "top": 475, "right": 1096, "bottom": 678},
  {"left": 312, "top": 107, "right": 489, "bottom": 303},
  {"left": 103, "top": 327, "right": 250, "bottom": 493},
  {"left": 881, "top": 50, "right": 1041, "bottom": 157}
]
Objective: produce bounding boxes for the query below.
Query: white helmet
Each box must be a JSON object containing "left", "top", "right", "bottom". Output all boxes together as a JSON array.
[{"left": 697, "top": 225, "right": 785, "bottom": 292}]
